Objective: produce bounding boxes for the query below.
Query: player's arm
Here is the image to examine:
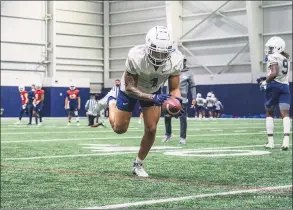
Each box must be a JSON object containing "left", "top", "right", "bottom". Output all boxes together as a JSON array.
[
  {"left": 40, "top": 93, "right": 44, "bottom": 102},
  {"left": 24, "top": 93, "right": 28, "bottom": 104},
  {"left": 188, "top": 73, "right": 197, "bottom": 105},
  {"left": 64, "top": 93, "right": 69, "bottom": 108},
  {"left": 124, "top": 72, "right": 153, "bottom": 101},
  {"left": 78, "top": 96, "right": 81, "bottom": 110},
  {"left": 266, "top": 56, "right": 279, "bottom": 83},
  {"left": 168, "top": 75, "right": 181, "bottom": 98}
]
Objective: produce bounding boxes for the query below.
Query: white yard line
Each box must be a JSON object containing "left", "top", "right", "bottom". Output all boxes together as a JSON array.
[
  {"left": 2, "top": 144, "right": 291, "bottom": 160},
  {"left": 2, "top": 152, "right": 139, "bottom": 160},
  {"left": 1, "top": 132, "right": 285, "bottom": 144},
  {"left": 1, "top": 126, "right": 281, "bottom": 134},
  {"left": 83, "top": 185, "right": 292, "bottom": 209}
]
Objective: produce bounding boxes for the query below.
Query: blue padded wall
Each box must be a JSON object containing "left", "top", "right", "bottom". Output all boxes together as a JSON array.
[
  {"left": 102, "top": 82, "right": 292, "bottom": 118},
  {"left": 0, "top": 86, "right": 90, "bottom": 117}
]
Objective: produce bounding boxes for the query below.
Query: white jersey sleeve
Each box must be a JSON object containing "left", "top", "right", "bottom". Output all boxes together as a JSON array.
[{"left": 267, "top": 54, "right": 290, "bottom": 84}]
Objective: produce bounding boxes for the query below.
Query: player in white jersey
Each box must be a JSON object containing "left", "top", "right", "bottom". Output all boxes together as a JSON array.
[
  {"left": 257, "top": 36, "right": 291, "bottom": 150},
  {"left": 214, "top": 99, "right": 223, "bottom": 118},
  {"left": 106, "top": 26, "right": 184, "bottom": 177},
  {"left": 193, "top": 93, "right": 206, "bottom": 119},
  {"left": 92, "top": 79, "right": 121, "bottom": 128},
  {"left": 206, "top": 92, "right": 216, "bottom": 119}
]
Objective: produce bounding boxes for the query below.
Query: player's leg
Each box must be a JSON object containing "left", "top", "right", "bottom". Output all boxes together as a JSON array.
[
  {"left": 108, "top": 90, "right": 135, "bottom": 134},
  {"left": 279, "top": 90, "right": 291, "bottom": 150},
  {"left": 138, "top": 111, "right": 143, "bottom": 124},
  {"left": 162, "top": 115, "right": 172, "bottom": 142},
  {"left": 264, "top": 86, "right": 278, "bottom": 149},
  {"left": 133, "top": 105, "right": 161, "bottom": 177},
  {"left": 74, "top": 110, "right": 80, "bottom": 126},
  {"left": 38, "top": 104, "right": 43, "bottom": 124},
  {"left": 27, "top": 104, "right": 33, "bottom": 125},
  {"left": 67, "top": 109, "right": 72, "bottom": 125},
  {"left": 179, "top": 103, "right": 188, "bottom": 144},
  {"left": 15, "top": 107, "right": 24, "bottom": 125}
]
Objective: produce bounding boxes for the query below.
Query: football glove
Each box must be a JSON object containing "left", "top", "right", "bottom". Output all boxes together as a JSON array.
[
  {"left": 22, "top": 104, "right": 27, "bottom": 110},
  {"left": 152, "top": 94, "right": 170, "bottom": 105},
  {"left": 256, "top": 77, "right": 267, "bottom": 92}
]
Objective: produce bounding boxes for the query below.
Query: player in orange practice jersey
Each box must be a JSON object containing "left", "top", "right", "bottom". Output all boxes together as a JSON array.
[{"left": 64, "top": 84, "right": 81, "bottom": 126}]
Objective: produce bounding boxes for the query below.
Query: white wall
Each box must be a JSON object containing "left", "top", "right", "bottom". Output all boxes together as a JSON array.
[
  {"left": 1, "top": 1, "right": 103, "bottom": 91},
  {"left": 55, "top": 1, "right": 103, "bottom": 91},
  {"left": 1, "top": 1, "right": 292, "bottom": 90},
  {"left": 106, "top": 0, "right": 166, "bottom": 87},
  {"left": 1, "top": 1, "right": 46, "bottom": 86}
]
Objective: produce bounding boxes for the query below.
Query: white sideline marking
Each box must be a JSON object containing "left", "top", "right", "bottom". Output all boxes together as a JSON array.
[
  {"left": 1, "top": 125, "right": 272, "bottom": 132},
  {"left": 1, "top": 132, "right": 287, "bottom": 143},
  {"left": 2, "top": 152, "right": 139, "bottom": 160},
  {"left": 3, "top": 144, "right": 291, "bottom": 160},
  {"left": 0, "top": 126, "right": 279, "bottom": 135},
  {"left": 83, "top": 185, "right": 292, "bottom": 209},
  {"left": 234, "top": 130, "right": 247, "bottom": 132}
]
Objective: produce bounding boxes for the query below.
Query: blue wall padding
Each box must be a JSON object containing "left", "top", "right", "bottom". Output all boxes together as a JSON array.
[
  {"left": 102, "top": 82, "right": 292, "bottom": 118},
  {"left": 1, "top": 83, "right": 291, "bottom": 117},
  {"left": 0, "top": 86, "right": 90, "bottom": 117}
]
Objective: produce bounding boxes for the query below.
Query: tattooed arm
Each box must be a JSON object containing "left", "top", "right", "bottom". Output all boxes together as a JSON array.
[{"left": 124, "top": 72, "right": 153, "bottom": 101}]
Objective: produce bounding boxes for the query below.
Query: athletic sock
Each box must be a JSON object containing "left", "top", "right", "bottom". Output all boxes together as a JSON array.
[
  {"left": 266, "top": 117, "right": 274, "bottom": 143},
  {"left": 283, "top": 117, "right": 290, "bottom": 134}
]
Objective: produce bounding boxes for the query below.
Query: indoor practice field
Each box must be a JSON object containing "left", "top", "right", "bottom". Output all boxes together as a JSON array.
[{"left": 1, "top": 118, "right": 292, "bottom": 209}]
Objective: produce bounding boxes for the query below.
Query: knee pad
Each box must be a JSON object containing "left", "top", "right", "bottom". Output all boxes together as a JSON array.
[
  {"left": 279, "top": 103, "right": 290, "bottom": 111},
  {"left": 74, "top": 111, "right": 79, "bottom": 116}
]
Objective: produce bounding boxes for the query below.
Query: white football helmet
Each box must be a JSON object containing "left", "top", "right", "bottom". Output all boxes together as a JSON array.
[
  {"left": 36, "top": 84, "right": 42, "bottom": 90},
  {"left": 211, "top": 94, "right": 215, "bottom": 98},
  {"left": 207, "top": 92, "right": 212, "bottom": 97},
  {"left": 69, "top": 84, "right": 76, "bottom": 90},
  {"left": 145, "top": 26, "right": 175, "bottom": 66},
  {"left": 196, "top": 93, "right": 202, "bottom": 98},
  {"left": 265, "top": 36, "right": 285, "bottom": 55},
  {"left": 18, "top": 86, "right": 25, "bottom": 92}
]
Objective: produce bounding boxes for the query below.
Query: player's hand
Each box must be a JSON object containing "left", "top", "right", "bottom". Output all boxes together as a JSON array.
[
  {"left": 256, "top": 76, "right": 267, "bottom": 84},
  {"left": 78, "top": 106, "right": 80, "bottom": 110},
  {"left": 174, "top": 97, "right": 185, "bottom": 118},
  {"left": 152, "top": 94, "right": 170, "bottom": 105},
  {"left": 260, "top": 81, "right": 267, "bottom": 92},
  {"left": 192, "top": 99, "right": 196, "bottom": 105}
]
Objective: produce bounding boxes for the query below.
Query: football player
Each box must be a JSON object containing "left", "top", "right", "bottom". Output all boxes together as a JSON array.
[
  {"left": 214, "top": 99, "right": 223, "bottom": 118},
  {"left": 15, "top": 86, "right": 28, "bottom": 125},
  {"left": 65, "top": 84, "right": 80, "bottom": 126},
  {"left": 106, "top": 26, "right": 184, "bottom": 177},
  {"left": 206, "top": 92, "right": 216, "bottom": 119},
  {"left": 33, "top": 84, "right": 45, "bottom": 126},
  {"left": 258, "top": 37, "right": 291, "bottom": 150},
  {"left": 27, "top": 84, "right": 36, "bottom": 125},
  {"left": 91, "top": 79, "right": 121, "bottom": 127},
  {"left": 193, "top": 93, "right": 206, "bottom": 119},
  {"left": 161, "top": 57, "right": 197, "bottom": 144}
]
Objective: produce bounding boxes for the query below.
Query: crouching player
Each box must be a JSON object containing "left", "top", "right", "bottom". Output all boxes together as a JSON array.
[
  {"left": 106, "top": 26, "right": 184, "bottom": 177},
  {"left": 258, "top": 36, "right": 291, "bottom": 150},
  {"left": 65, "top": 85, "right": 80, "bottom": 126},
  {"left": 15, "top": 86, "right": 28, "bottom": 125},
  {"left": 33, "top": 84, "right": 45, "bottom": 126}
]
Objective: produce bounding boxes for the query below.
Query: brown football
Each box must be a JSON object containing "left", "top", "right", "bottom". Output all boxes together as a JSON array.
[{"left": 162, "top": 97, "right": 182, "bottom": 116}]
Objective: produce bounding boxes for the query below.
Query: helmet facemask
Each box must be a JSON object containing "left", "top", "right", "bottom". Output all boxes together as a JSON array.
[
  {"left": 70, "top": 86, "right": 75, "bottom": 91},
  {"left": 146, "top": 44, "right": 173, "bottom": 67}
]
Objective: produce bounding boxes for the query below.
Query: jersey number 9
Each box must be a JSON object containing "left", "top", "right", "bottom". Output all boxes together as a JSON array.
[{"left": 282, "top": 60, "right": 289, "bottom": 75}]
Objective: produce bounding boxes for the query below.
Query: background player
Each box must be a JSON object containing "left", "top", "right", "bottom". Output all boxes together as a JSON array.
[
  {"left": 106, "top": 26, "right": 184, "bottom": 177},
  {"left": 258, "top": 36, "right": 291, "bottom": 150},
  {"left": 162, "top": 58, "right": 197, "bottom": 144},
  {"left": 27, "top": 84, "right": 35, "bottom": 125},
  {"left": 193, "top": 93, "right": 206, "bottom": 119},
  {"left": 15, "top": 86, "right": 28, "bottom": 125},
  {"left": 33, "top": 84, "right": 45, "bottom": 126},
  {"left": 91, "top": 79, "right": 121, "bottom": 127},
  {"left": 214, "top": 99, "right": 223, "bottom": 118},
  {"left": 206, "top": 92, "right": 216, "bottom": 119},
  {"left": 65, "top": 84, "right": 80, "bottom": 126}
]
